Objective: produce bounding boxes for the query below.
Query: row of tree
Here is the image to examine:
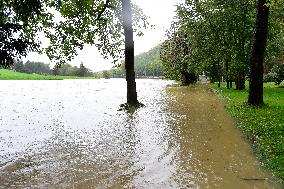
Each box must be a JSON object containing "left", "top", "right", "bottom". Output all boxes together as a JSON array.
[
  {"left": 161, "top": 0, "right": 284, "bottom": 105},
  {"left": 12, "top": 61, "right": 93, "bottom": 77}
]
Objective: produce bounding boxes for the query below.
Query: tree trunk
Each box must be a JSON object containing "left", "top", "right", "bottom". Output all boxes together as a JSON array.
[
  {"left": 181, "top": 71, "right": 190, "bottom": 86},
  {"left": 122, "top": 0, "right": 138, "bottom": 105},
  {"left": 225, "top": 59, "right": 230, "bottom": 89},
  {"left": 226, "top": 79, "right": 230, "bottom": 89},
  {"left": 235, "top": 72, "right": 245, "bottom": 90},
  {"left": 248, "top": 0, "right": 269, "bottom": 105},
  {"left": 181, "top": 62, "right": 191, "bottom": 85}
]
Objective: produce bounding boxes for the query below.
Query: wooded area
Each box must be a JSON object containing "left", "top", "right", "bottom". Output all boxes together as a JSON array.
[
  {"left": 160, "top": 0, "right": 284, "bottom": 105},
  {"left": 108, "top": 46, "right": 163, "bottom": 78}
]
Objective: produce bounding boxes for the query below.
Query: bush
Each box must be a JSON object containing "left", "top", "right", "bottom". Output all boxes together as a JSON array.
[
  {"left": 271, "top": 64, "right": 284, "bottom": 85},
  {"left": 264, "top": 72, "right": 276, "bottom": 83}
]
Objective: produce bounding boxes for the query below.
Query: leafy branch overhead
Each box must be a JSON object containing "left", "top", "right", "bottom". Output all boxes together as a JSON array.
[
  {"left": 0, "top": 0, "right": 44, "bottom": 68},
  {"left": 43, "top": 0, "right": 149, "bottom": 66}
]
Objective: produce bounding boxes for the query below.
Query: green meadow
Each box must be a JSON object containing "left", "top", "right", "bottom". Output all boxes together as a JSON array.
[{"left": 0, "top": 69, "right": 94, "bottom": 80}]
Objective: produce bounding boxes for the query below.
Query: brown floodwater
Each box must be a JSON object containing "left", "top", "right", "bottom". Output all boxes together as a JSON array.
[
  {"left": 166, "top": 84, "right": 282, "bottom": 189},
  {"left": 0, "top": 79, "right": 281, "bottom": 188}
]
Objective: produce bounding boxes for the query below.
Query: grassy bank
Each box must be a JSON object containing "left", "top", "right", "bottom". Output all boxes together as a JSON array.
[
  {"left": 212, "top": 82, "right": 284, "bottom": 181},
  {"left": 0, "top": 69, "right": 94, "bottom": 80}
]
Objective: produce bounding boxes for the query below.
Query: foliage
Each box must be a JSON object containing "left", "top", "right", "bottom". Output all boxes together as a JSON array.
[
  {"left": 53, "top": 63, "right": 93, "bottom": 77},
  {"left": 102, "top": 70, "right": 110, "bottom": 79},
  {"left": 1, "top": 0, "right": 149, "bottom": 69},
  {"left": 264, "top": 72, "right": 277, "bottom": 83},
  {"left": 43, "top": 0, "right": 149, "bottom": 65},
  {"left": 134, "top": 46, "right": 162, "bottom": 77},
  {"left": 23, "top": 61, "right": 52, "bottom": 75},
  {"left": 12, "top": 60, "right": 26, "bottom": 73},
  {"left": 270, "top": 64, "right": 284, "bottom": 85},
  {"left": 0, "top": 0, "right": 45, "bottom": 68},
  {"left": 0, "top": 69, "right": 86, "bottom": 80},
  {"left": 161, "top": 24, "right": 192, "bottom": 81},
  {"left": 12, "top": 60, "right": 93, "bottom": 77},
  {"left": 213, "top": 82, "right": 284, "bottom": 181},
  {"left": 78, "top": 63, "right": 93, "bottom": 77},
  {"left": 108, "top": 45, "right": 163, "bottom": 78},
  {"left": 109, "top": 65, "right": 125, "bottom": 78},
  {"left": 143, "top": 60, "right": 163, "bottom": 77},
  {"left": 174, "top": 0, "right": 256, "bottom": 86},
  {"left": 13, "top": 60, "right": 53, "bottom": 75},
  {"left": 265, "top": 1, "right": 284, "bottom": 69},
  {"left": 164, "top": 0, "right": 284, "bottom": 88}
]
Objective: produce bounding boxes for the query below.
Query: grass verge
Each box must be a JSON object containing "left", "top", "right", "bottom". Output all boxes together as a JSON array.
[
  {"left": 0, "top": 69, "right": 95, "bottom": 80},
  {"left": 212, "top": 82, "right": 284, "bottom": 182}
]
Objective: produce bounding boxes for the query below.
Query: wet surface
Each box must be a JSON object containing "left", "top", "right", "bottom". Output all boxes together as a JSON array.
[
  {"left": 0, "top": 79, "right": 281, "bottom": 188},
  {"left": 167, "top": 84, "right": 282, "bottom": 189}
]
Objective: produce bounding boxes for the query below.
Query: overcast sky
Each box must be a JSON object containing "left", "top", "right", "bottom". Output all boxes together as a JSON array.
[{"left": 24, "top": 0, "right": 182, "bottom": 71}]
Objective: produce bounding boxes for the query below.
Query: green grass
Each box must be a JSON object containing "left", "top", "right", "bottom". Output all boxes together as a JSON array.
[
  {"left": 0, "top": 69, "right": 95, "bottom": 80},
  {"left": 212, "top": 82, "right": 284, "bottom": 182}
]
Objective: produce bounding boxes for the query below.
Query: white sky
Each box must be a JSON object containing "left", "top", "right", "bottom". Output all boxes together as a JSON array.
[{"left": 24, "top": 0, "right": 182, "bottom": 72}]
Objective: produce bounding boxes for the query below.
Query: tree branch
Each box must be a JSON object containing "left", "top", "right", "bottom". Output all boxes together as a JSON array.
[{"left": 96, "top": 0, "right": 110, "bottom": 20}]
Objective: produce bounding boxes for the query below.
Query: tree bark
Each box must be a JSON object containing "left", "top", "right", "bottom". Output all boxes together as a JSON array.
[
  {"left": 181, "top": 63, "right": 189, "bottom": 85},
  {"left": 235, "top": 72, "right": 245, "bottom": 90},
  {"left": 229, "top": 79, "right": 233, "bottom": 88},
  {"left": 248, "top": 0, "right": 269, "bottom": 105},
  {"left": 225, "top": 59, "right": 230, "bottom": 89},
  {"left": 122, "top": 0, "right": 138, "bottom": 105}
]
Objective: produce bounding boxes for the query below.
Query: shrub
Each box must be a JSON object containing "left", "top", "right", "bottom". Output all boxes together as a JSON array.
[
  {"left": 271, "top": 64, "right": 284, "bottom": 85},
  {"left": 264, "top": 72, "right": 276, "bottom": 83}
]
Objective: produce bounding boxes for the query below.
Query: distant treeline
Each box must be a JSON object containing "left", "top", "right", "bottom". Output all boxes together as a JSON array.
[
  {"left": 105, "top": 46, "right": 163, "bottom": 78},
  {"left": 11, "top": 60, "right": 94, "bottom": 77}
]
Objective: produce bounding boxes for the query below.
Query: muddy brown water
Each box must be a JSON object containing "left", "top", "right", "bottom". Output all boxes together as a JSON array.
[
  {"left": 167, "top": 84, "right": 281, "bottom": 189},
  {"left": 0, "top": 79, "right": 281, "bottom": 188}
]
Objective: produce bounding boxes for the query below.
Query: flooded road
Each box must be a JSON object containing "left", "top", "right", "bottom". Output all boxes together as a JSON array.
[{"left": 0, "top": 79, "right": 281, "bottom": 188}]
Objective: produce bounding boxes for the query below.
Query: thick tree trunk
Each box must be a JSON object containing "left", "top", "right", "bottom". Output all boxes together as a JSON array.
[
  {"left": 181, "top": 63, "right": 190, "bottom": 85},
  {"left": 181, "top": 71, "right": 196, "bottom": 85},
  {"left": 181, "top": 71, "right": 190, "bottom": 86},
  {"left": 248, "top": 0, "right": 269, "bottom": 105},
  {"left": 122, "top": 0, "right": 138, "bottom": 105}
]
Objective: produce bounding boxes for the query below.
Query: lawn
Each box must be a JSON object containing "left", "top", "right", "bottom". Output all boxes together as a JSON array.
[
  {"left": 0, "top": 69, "right": 94, "bottom": 80},
  {"left": 212, "top": 82, "right": 284, "bottom": 182}
]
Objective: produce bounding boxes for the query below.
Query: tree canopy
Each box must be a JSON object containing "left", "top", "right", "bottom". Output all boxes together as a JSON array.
[
  {"left": 0, "top": 0, "right": 149, "bottom": 67},
  {"left": 43, "top": 0, "right": 148, "bottom": 66},
  {"left": 0, "top": 0, "right": 45, "bottom": 68},
  {"left": 161, "top": 0, "right": 284, "bottom": 91}
]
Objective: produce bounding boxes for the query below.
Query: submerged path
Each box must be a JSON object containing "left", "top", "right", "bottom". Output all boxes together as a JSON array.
[{"left": 167, "top": 84, "right": 280, "bottom": 188}]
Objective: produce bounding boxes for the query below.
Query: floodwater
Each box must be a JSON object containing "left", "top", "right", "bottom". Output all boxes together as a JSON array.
[{"left": 0, "top": 79, "right": 281, "bottom": 188}]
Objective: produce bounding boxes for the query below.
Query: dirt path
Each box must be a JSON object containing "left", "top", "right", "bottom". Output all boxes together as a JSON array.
[{"left": 167, "top": 84, "right": 281, "bottom": 189}]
